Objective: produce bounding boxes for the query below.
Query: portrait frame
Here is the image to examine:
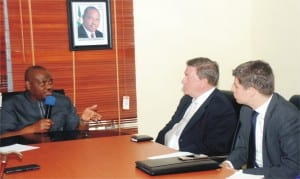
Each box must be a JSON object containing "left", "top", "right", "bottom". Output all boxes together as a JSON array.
[{"left": 67, "top": 0, "right": 112, "bottom": 50}]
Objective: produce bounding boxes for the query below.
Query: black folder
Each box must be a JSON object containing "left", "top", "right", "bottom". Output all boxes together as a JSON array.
[
  {"left": 130, "top": 135, "right": 153, "bottom": 142},
  {"left": 135, "top": 156, "right": 220, "bottom": 176}
]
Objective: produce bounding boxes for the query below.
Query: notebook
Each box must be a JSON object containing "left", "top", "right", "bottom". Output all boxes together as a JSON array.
[{"left": 135, "top": 156, "right": 220, "bottom": 175}]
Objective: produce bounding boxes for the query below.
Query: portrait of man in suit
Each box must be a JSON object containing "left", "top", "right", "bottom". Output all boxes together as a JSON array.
[
  {"left": 78, "top": 6, "right": 103, "bottom": 39},
  {"left": 68, "top": 1, "right": 112, "bottom": 50}
]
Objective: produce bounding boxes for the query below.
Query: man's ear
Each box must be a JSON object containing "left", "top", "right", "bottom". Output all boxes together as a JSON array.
[
  {"left": 248, "top": 86, "right": 257, "bottom": 97},
  {"left": 25, "top": 81, "right": 31, "bottom": 90}
]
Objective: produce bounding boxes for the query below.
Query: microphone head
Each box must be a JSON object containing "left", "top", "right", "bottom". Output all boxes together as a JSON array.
[{"left": 45, "top": 96, "right": 56, "bottom": 106}]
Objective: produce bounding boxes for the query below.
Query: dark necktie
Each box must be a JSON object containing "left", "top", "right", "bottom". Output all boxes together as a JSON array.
[
  {"left": 91, "top": 33, "right": 95, "bottom": 38},
  {"left": 247, "top": 110, "right": 258, "bottom": 168}
]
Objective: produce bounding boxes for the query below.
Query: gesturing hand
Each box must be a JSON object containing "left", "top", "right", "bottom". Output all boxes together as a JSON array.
[{"left": 81, "top": 104, "right": 102, "bottom": 122}]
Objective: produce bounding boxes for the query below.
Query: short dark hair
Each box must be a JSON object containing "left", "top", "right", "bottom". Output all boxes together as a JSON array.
[
  {"left": 187, "top": 57, "right": 219, "bottom": 86},
  {"left": 232, "top": 60, "right": 274, "bottom": 95}
]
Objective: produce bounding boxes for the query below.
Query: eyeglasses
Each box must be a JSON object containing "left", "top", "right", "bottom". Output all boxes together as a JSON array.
[{"left": 34, "top": 79, "right": 53, "bottom": 87}]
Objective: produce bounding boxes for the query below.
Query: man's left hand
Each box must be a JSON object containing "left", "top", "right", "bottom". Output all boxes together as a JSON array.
[{"left": 81, "top": 104, "right": 102, "bottom": 121}]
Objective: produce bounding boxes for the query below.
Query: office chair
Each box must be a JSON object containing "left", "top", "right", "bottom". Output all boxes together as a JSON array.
[
  {"left": 220, "top": 90, "right": 242, "bottom": 151},
  {"left": 220, "top": 90, "right": 242, "bottom": 117},
  {"left": 289, "top": 94, "right": 300, "bottom": 110}
]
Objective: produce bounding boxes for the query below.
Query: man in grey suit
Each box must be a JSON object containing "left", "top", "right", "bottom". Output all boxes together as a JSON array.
[{"left": 220, "top": 60, "right": 300, "bottom": 179}]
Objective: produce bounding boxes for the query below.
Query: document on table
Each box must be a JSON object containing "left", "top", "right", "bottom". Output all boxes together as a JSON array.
[
  {"left": 148, "top": 151, "right": 207, "bottom": 159},
  {"left": 0, "top": 144, "right": 39, "bottom": 153},
  {"left": 227, "top": 170, "right": 264, "bottom": 179}
]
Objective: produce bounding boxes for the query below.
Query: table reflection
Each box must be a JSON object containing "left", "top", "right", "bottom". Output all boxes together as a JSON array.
[{"left": 0, "top": 129, "right": 131, "bottom": 147}]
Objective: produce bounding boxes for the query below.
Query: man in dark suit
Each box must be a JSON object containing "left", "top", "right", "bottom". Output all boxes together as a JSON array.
[
  {"left": 0, "top": 65, "right": 102, "bottom": 138},
  {"left": 156, "top": 57, "right": 238, "bottom": 156},
  {"left": 78, "top": 6, "right": 103, "bottom": 39},
  {"left": 220, "top": 60, "right": 300, "bottom": 178}
]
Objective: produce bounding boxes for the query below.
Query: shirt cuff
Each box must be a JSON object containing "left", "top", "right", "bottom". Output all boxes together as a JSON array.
[{"left": 224, "top": 160, "right": 234, "bottom": 169}]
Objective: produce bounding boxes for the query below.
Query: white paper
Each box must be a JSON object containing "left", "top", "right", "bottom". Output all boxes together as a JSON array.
[
  {"left": 148, "top": 151, "right": 203, "bottom": 159},
  {"left": 227, "top": 170, "right": 264, "bottom": 179},
  {"left": 0, "top": 144, "right": 39, "bottom": 153}
]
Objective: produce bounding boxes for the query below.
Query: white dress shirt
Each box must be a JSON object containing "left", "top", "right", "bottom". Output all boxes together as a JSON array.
[
  {"left": 82, "top": 25, "right": 95, "bottom": 39},
  {"left": 253, "top": 95, "right": 272, "bottom": 167}
]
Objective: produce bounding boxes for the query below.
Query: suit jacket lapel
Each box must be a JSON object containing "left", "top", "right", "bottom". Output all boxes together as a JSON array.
[
  {"left": 169, "top": 96, "right": 192, "bottom": 127},
  {"left": 262, "top": 94, "right": 277, "bottom": 162},
  {"left": 182, "top": 89, "right": 217, "bottom": 133},
  {"left": 184, "top": 105, "right": 207, "bottom": 131},
  {"left": 262, "top": 94, "right": 277, "bottom": 137}
]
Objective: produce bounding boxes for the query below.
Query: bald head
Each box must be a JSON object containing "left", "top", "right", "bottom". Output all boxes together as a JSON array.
[{"left": 24, "top": 65, "right": 53, "bottom": 101}]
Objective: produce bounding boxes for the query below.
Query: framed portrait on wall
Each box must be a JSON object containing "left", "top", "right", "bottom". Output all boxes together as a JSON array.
[{"left": 67, "top": 0, "right": 112, "bottom": 50}]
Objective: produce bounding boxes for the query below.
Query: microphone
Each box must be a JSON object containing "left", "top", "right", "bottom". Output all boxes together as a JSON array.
[{"left": 44, "top": 96, "right": 56, "bottom": 119}]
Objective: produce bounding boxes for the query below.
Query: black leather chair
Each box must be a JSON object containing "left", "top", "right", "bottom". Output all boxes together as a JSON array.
[
  {"left": 220, "top": 90, "right": 242, "bottom": 151},
  {"left": 220, "top": 90, "right": 242, "bottom": 117},
  {"left": 289, "top": 95, "right": 300, "bottom": 110}
]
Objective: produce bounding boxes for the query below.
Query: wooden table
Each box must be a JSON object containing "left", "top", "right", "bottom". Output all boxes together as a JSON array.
[
  {"left": 0, "top": 129, "right": 131, "bottom": 146},
  {"left": 2, "top": 135, "right": 234, "bottom": 179}
]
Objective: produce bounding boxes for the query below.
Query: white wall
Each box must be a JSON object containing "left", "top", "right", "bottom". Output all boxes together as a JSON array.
[
  {"left": 251, "top": 0, "right": 300, "bottom": 97},
  {"left": 134, "top": 0, "right": 300, "bottom": 138}
]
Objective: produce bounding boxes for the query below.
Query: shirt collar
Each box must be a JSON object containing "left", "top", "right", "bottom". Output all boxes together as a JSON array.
[
  {"left": 192, "top": 87, "right": 216, "bottom": 106},
  {"left": 254, "top": 94, "right": 273, "bottom": 116},
  {"left": 83, "top": 25, "right": 94, "bottom": 38}
]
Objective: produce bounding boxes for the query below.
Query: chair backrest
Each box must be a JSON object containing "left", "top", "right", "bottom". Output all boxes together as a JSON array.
[
  {"left": 2, "top": 89, "right": 65, "bottom": 101},
  {"left": 289, "top": 95, "right": 300, "bottom": 110},
  {"left": 220, "top": 90, "right": 242, "bottom": 117},
  {"left": 220, "top": 90, "right": 242, "bottom": 152}
]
